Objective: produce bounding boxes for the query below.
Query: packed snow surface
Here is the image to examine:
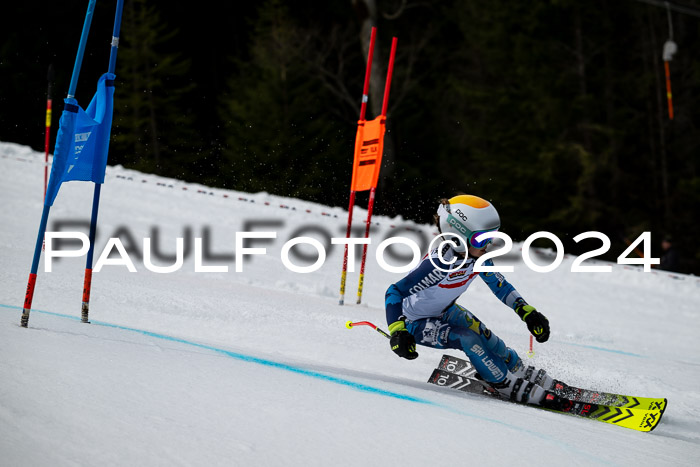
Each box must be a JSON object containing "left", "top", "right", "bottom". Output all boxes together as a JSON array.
[{"left": 1, "top": 142, "right": 699, "bottom": 466}]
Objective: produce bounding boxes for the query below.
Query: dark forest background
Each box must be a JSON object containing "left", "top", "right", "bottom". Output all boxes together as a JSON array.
[{"left": 1, "top": 0, "right": 699, "bottom": 274}]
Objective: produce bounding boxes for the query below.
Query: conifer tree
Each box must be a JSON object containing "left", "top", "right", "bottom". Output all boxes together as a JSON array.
[
  {"left": 111, "top": 0, "right": 196, "bottom": 177},
  {"left": 219, "top": 0, "right": 350, "bottom": 201}
]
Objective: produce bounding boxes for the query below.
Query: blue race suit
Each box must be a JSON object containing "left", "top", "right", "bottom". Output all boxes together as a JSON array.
[{"left": 385, "top": 245, "right": 527, "bottom": 383}]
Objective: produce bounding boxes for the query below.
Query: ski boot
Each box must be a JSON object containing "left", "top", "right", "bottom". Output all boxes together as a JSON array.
[
  {"left": 489, "top": 371, "right": 548, "bottom": 405},
  {"left": 510, "top": 360, "right": 554, "bottom": 390}
]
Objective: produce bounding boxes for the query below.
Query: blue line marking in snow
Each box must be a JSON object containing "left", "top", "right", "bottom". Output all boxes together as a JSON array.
[
  {"left": 0, "top": 303, "right": 617, "bottom": 464},
  {"left": 557, "top": 341, "right": 648, "bottom": 358},
  {"left": 101, "top": 322, "right": 431, "bottom": 404},
  {"left": 2, "top": 303, "right": 428, "bottom": 403}
]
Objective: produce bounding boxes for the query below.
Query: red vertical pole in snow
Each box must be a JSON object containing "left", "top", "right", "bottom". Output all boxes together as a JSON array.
[
  {"left": 44, "top": 100, "right": 52, "bottom": 197},
  {"left": 339, "top": 27, "right": 376, "bottom": 305},
  {"left": 380, "top": 38, "right": 397, "bottom": 118},
  {"left": 44, "top": 65, "right": 54, "bottom": 200},
  {"left": 664, "top": 60, "right": 674, "bottom": 120},
  {"left": 662, "top": 4, "right": 676, "bottom": 121},
  {"left": 358, "top": 28, "right": 376, "bottom": 123},
  {"left": 41, "top": 66, "right": 54, "bottom": 253},
  {"left": 356, "top": 36, "right": 397, "bottom": 305}
]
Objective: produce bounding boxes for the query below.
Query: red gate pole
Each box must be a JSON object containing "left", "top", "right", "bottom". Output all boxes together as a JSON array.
[
  {"left": 44, "top": 64, "right": 54, "bottom": 200},
  {"left": 664, "top": 60, "right": 674, "bottom": 120},
  {"left": 339, "top": 27, "right": 376, "bottom": 305},
  {"left": 356, "top": 36, "right": 397, "bottom": 305}
]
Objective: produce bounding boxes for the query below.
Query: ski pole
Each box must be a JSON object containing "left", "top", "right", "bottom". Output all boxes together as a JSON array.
[{"left": 345, "top": 320, "right": 390, "bottom": 339}]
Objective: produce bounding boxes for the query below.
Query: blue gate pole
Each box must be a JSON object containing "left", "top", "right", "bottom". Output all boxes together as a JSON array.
[
  {"left": 81, "top": 0, "right": 124, "bottom": 323},
  {"left": 67, "top": 0, "right": 97, "bottom": 98},
  {"left": 108, "top": 0, "right": 124, "bottom": 75},
  {"left": 21, "top": 0, "right": 98, "bottom": 328}
]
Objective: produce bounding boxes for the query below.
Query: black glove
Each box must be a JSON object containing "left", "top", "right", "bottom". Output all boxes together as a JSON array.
[
  {"left": 515, "top": 303, "right": 550, "bottom": 343},
  {"left": 388, "top": 320, "right": 418, "bottom": 360}
]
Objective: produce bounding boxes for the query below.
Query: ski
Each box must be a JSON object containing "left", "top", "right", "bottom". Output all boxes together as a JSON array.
[
  {"left": 428, "top": 355, "right": 667, "bottom": 432},
  {"left": 436, "top": 354, "right": 668, "bottom": 411},
  {"left": 428, "top": 368, "right": 499, "bottom": 398},
  {"left": 428, "top": 368, "right": 666, "bottom": 432}
]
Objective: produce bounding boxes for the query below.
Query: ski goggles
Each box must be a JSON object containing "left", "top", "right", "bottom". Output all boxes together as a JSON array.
[
  {"left": 437, "top": 202, "right": 499, "bottom": 249},
  {"left": 466, "top": 227, "right": 498, "bottom": 249}
]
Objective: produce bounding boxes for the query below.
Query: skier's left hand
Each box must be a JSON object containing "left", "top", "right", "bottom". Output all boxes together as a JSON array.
[{"left": 516, "top": 303, "right": 550, "bottom": 343}]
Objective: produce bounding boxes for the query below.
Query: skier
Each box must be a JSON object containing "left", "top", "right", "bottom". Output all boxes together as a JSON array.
[{"left": 385, "top": 194, "right": 559, "bottom": 407}]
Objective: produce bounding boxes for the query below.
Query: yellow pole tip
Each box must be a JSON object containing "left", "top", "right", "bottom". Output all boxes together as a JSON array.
[{"left": 345, "top": 320, "right": 353, "bottom": 329}]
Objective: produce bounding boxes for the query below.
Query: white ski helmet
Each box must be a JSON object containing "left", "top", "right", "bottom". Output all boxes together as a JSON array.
[{"left": 436, "top": 195, "right": 500, "bottom": 253}]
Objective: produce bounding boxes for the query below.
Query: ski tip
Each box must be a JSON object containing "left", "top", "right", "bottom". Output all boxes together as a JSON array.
[
  {"left": 427, "top": 369, "right": 441, "bottom": 383},
  {"left": 647, "top": 398, "right": 668, "bottom": 433}
]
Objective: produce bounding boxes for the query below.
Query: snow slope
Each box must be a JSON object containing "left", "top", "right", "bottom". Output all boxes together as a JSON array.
[{"left": 1, "top": 141, "right": 699, "bottom": 466}]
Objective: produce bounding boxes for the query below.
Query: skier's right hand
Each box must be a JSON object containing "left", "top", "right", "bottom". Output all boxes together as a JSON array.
[
  {"left": 516, "top": 303, "right": 550, "bottom": 343},
  {"left": 389, "top": 320, "right": 418, "bottom": 360}
]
